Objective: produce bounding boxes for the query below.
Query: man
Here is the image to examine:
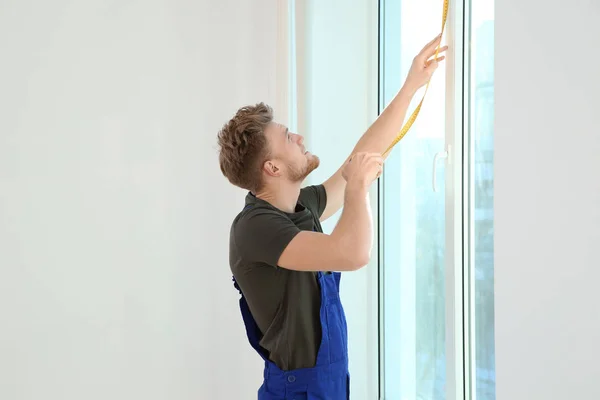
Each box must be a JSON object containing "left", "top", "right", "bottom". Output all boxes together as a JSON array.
[{"left": 217, "top": 35, "right": 447, "bottom": 399}]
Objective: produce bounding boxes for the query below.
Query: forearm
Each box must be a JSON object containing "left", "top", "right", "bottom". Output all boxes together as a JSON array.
[
  {"left": 350, "top": 34, "right": 446, "bottom": 157},
  {"left": 329, "top": 184, "right": 373, "bottom": 269},
  {"left": 350, "top": 83, "right": 417, "bottom": 158},
  {"left": 320, "top": 35, "right": 445, "bottom": 222}
]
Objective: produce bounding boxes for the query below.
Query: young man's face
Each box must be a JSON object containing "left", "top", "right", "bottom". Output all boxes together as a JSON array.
[{"left": 264, "top": 122, "right": 320, "bottom": 183}]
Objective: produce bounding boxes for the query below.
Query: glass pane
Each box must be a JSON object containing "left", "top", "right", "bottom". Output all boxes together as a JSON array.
[
  {"left": 380, "top": 0, "right": 447, "bottom": 398},
  {"left": 469, "top": 0, "right": 496, "bottom": 398}
]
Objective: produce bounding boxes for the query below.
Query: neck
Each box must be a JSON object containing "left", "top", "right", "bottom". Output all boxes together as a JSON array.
[{"left": 255, "top": 180, "right": 302, "bottom": 213}]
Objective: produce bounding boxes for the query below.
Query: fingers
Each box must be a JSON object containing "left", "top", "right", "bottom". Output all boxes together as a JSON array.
[
  {"left": 426, "top": 55, "right": 446, "bottom": 67},
  {"left": 374, "top": 160, "right": 384, "bottom": 180},
  {"left": 345, "top": 152, "right": 384, "bottom": 184},
  {"left": 422, "top": 33, "right": 442, "bottom": 52},
  {"left": 350, "top": 152, "right": 383, "bottom": 162},
  {"left": 433, "top": 45, "right": 449, "bottom": 55},
  {"left": 365, "top": 153, "right": 384, "bottom": 165},
  {"left": 418, "top": 36, "right": 447, "bottom": 61},
  {"left": 366, "top": 154, "right": 384, "bottom": 180},
  {"left": 419, "top": 34, "right": 442, "bottom": 57}
]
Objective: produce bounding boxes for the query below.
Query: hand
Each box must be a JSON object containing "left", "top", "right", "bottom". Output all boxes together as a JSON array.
[
  {"left": 342, "top": 152, "right": 384, "bottom": 189},
  {"left": 404, "top": 34, "right": 448, "bottom": 93}
]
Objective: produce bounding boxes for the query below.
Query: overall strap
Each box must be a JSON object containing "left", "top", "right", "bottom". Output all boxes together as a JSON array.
[
  {"left": 232, "top": 203, "right": 271, "bottom": 361},
  {"left": 232, "top": 275, "right": 269, "bottom": 361}
]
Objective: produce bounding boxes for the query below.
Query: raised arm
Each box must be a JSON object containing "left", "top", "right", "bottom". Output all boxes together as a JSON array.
[
  {"left": 237, "top": 153, "right": 382, "bottom": 272},
  {"left": 279, "top": 152, "right": 382, "bottom": 271},
  {"left": 320, "top": 34, "right": 448, "bottom": 222},
  {"left": 278, "top": 186, "right": 370, "bottom": 271}
]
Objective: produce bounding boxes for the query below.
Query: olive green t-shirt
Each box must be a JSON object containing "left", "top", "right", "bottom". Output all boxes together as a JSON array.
[{"left": 229, "top": 185, "right": 327, "bottom": 371}]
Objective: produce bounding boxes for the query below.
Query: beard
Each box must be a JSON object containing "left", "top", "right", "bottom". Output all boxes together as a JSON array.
[{"left": 287, "top": 153, "right": 320, "bottom": 182}]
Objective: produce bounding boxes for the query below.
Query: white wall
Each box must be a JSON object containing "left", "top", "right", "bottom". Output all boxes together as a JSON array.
[
  {"left": 0, "top": 1, "right": 280, "bottom": 398},
  {"left": 495, "top": 1, "right": 600, "bottom": 399}
]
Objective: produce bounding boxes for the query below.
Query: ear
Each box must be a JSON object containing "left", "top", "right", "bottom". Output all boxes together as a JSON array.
[{"left": 263, "top": 160, "right": 281, "bottom": 178}]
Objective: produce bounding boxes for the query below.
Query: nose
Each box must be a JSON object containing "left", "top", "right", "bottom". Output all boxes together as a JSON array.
[{"left": 295, "top": 134, "right": 304, "bottom": 145}]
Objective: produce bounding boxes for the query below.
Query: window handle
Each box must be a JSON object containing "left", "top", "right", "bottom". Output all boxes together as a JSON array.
[{"left": 432, "top": 148, "right": 449, "bottom": 192}]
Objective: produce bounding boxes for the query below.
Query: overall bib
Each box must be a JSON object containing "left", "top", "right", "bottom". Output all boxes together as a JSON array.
[{"left": 232, "top": 269, "right": 350, "bottom": 399}]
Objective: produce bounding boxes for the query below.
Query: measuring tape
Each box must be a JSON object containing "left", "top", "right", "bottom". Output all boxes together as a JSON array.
[{"left": 382, "top": 0, "right": 449, "bottom": 158}]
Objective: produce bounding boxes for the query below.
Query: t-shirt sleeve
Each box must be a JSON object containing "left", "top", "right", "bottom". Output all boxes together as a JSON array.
[
  {"left": 234, "top": 207, "right": 301, "bottom": 267},
  {"left": 299, "top": 184, "right": 328, "bottom": 218}
]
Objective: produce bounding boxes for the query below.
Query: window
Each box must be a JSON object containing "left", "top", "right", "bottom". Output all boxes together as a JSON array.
[
  {"left": 378, "top": 0, "right": 495, "bottom": 398},
  {"left": 379, "top": 0, "right": 448, "bottom": 399},
  {"left": 287, "top": 0, "right": 494, "bottom": 397}
]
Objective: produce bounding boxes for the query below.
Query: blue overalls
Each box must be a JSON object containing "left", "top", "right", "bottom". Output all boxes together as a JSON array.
[{"left": 232, "top": 268, "right": 350, "bottom": 399}]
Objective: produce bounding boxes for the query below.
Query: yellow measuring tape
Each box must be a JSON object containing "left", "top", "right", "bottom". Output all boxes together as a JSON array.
[{"left": 382, "top": 0, "right": 449, "bottom": 158}]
